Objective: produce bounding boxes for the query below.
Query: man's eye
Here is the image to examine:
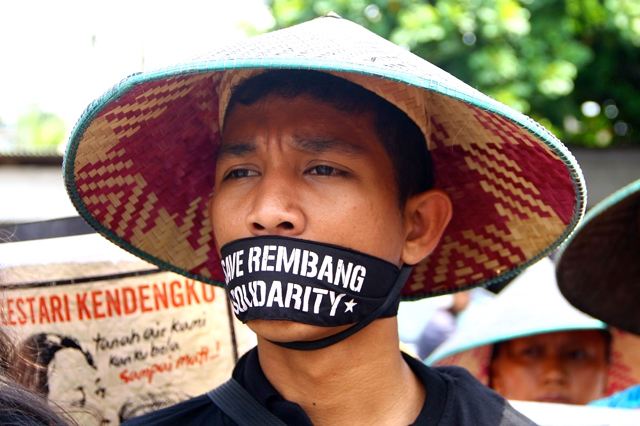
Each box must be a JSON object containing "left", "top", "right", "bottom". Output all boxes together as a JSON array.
[
  {"left": 224, "top": 169, "right": 259, "bottom": 180},
  {"left": 567, "top": 350, "right": 588, "bottom": 360},
  {"left": 521, "top": 347, "right": 542, "bottom": 358},
  {"left": 306, "top": 165, "right": 347, "bottom": 176}
]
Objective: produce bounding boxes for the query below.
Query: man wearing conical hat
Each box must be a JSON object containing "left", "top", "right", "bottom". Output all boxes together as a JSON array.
[
  {"left": 65, "top": 13, "right": 585, "bottom": 426},
  {"left": 556, "top": 179, "right": 640, "bottom": 408}
]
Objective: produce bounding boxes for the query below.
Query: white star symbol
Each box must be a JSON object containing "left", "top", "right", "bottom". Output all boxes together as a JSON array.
[{"left": 344, "top": 299, "right": 357, "bottom": 313}]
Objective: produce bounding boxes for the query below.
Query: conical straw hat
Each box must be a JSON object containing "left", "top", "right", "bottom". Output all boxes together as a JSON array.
[{"left": 64, "top": 15, "right": 585, "bottom": 299}]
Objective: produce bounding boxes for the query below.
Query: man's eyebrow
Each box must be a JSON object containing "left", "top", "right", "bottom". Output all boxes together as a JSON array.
[
  {"left": 216, "top": 141, "right": 256, "bottom": 161},
  {"left": 216, "top": 137, "right": 367, "bottom": 160},
  {"left": 294, "top": 137, "right": 367, "bottom": 156}
]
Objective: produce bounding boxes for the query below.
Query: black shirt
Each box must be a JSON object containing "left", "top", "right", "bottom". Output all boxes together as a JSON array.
[{"left": 122, "top": 348, "right": 535, "bottom": 425}]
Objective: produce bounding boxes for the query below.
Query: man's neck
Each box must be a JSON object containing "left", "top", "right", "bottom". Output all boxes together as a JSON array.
[{"left": 257, "top": 317, "right": 426, "bottom": 426}]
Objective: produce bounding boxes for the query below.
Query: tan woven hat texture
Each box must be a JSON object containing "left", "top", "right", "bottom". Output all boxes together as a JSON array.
[{"left": 64, "top": 15, "right": 585, "bottom": 300}]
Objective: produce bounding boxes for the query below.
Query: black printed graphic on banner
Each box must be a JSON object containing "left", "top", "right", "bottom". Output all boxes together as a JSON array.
[{"left": 221, "top": 236, "right": 400, "bottom": 327}]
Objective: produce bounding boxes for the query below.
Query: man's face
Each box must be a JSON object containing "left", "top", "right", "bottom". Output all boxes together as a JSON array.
[
  {"left": 490, "top": 330, "right": 608, "bottom": 405},
  {"left": 210, "top": 94, "right": 407, "bottom": 341}
]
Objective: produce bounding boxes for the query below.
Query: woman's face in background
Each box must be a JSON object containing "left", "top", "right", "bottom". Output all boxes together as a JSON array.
[{"left": 490, "top": 330, "right": 609, "bottom": 405}]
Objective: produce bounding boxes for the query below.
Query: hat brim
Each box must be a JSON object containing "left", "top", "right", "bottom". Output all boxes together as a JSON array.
[
  {"left": 64, "top": 16, "right": 585, "bottom": 299},
  {"left": 556, "top": 179, "right": 640, "bottom": 334}
]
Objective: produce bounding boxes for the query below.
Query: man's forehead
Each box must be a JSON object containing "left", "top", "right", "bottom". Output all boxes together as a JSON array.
[
  {"left": 218, "top": 94, "right": 380, "bottom": 160},
  {"left": 216, "top": 135, "right": 368, "bottom": 162},
  {"left": 217, "top": 69, "right": 430, "bottom": 143},
  {"left": 223, "top": 89, "right": 371, "bottom": 125}
]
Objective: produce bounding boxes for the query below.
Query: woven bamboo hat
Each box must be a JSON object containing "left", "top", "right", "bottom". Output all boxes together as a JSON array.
[
  {"left": 556, "top": 179, "right": 640, "bottom": 335},
  {"left": 64, "top": 14, "right": 585, "bottom": 299},
  {"left": 426, "top": 257, "right": 640, "bottom": 397}
]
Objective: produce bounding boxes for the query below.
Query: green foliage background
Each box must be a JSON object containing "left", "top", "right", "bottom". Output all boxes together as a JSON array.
[
  {"left": 15, "top": 105, "right": 65, "bottom": 151},
  {"left": 265, "top": 0, "right": 640, "bottom": 147}
]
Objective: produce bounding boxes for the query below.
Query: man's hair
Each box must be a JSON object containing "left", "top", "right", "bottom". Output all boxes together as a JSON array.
[{"left": 224, "top": 70, "right": 434, "bottom": 206}]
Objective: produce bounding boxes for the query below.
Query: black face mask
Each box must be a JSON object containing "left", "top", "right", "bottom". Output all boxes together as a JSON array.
[{"left": 220, "top": 236, "right": 413, "bottom": 350}]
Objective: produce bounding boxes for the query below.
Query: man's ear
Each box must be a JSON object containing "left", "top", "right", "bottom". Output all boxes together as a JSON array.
[{"left": 401, "top": 189, "right": 452, "bottom": 265}]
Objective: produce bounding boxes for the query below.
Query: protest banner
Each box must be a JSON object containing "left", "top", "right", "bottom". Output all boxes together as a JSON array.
[{"left": 0, "top": 233, "right": 256, "bottom": 425}]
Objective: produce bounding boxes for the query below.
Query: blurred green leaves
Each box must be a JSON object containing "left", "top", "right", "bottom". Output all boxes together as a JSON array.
[
  {"left": 15, "top": 105, "right": 65, "bottom": 150},
  {"left": 264, "top": 0, "right": 640, "bottom": 147}
]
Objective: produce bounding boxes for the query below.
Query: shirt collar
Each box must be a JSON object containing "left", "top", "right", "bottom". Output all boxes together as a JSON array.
[
  {"left": 233, "top": 347, "right": 312, "bottom": 425},
  {"left": 232, "top": 347, "right": 447, "bottom": 425}
]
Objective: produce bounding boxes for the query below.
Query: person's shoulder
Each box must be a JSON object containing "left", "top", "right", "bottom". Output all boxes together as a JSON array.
[
  {"left": 432, "top": 364, "right": 493, "bottom": 394},
  {"left": 433, "top": 365, "right": 537, "bottom": 425},
  {"left": 121, "top": 393, "right": 230, "bottom": 426}
]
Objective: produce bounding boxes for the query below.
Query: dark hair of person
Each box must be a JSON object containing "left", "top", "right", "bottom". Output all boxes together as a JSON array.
[
  {"left": 15, "top": 333, "right": 97, "bottom": 397},
  {"left": 0, "top": 324, "right": 75, "bottom": 425},
  {"left": 224, "top": 70, "right": 435, "bottom": 206}
]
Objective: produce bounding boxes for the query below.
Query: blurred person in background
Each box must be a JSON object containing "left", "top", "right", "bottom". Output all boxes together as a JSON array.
[
  {"left": 557, "top": 179, "right": 640, "bottom": 408},
  {"left": 427, "top": 257, "right": 640, "bottom": 405},
  {"left": 416, "top": 292, "right": 470, "bottom": 359},
  {"left": 398, "top": 292, "right": 472, "bottom": 360}
]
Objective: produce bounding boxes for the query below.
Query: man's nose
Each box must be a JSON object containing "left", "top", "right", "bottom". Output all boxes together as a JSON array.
[
  {"left": 540, "top": 356, "right": 568, "bottom": 385},
  {"left": 246, "top": 172, "right": 305, "bottom": 236}
]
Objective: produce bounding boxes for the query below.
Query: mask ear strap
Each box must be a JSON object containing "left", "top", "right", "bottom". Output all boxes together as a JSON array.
[{"left": 268, "top": 264, "right": 413, "bottom": 351}]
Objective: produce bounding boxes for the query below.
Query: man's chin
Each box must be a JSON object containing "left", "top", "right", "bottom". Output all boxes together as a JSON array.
[{"left": 247, "top": 319, "right": 352, "bottom": 344}]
